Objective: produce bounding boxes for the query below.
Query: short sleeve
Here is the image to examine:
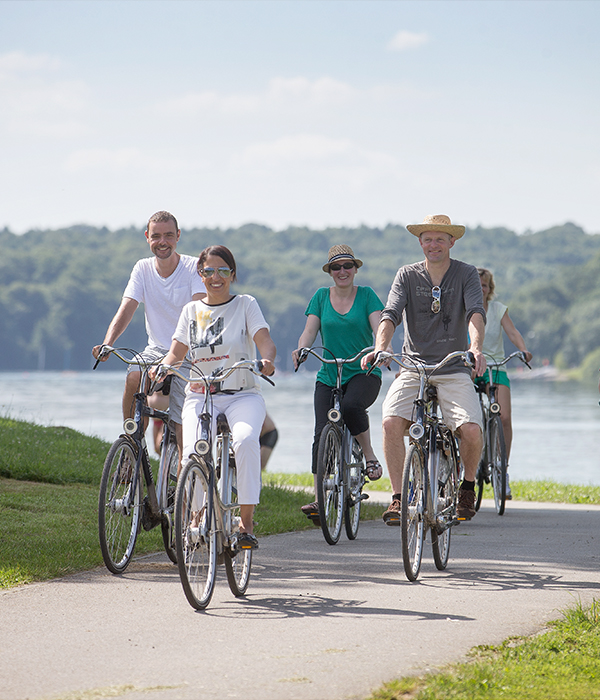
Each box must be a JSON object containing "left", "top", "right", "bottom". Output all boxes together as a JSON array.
[
  {"left": 305, "top": 288, "right": 326, "bottom": 319},
  {"left": 172, "top": 302, "right": 192, "bottom": 346},
  {"left": 122, "top": 261, "right": 144, "bottom": 303},
  {"left": 245, "top": 296, "right": 270, "bottom": 338}
]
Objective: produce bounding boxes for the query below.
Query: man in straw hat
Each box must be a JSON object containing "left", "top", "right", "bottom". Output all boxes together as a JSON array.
[{"left": 362, "top": 214, "right": 486, "bottom": 521}]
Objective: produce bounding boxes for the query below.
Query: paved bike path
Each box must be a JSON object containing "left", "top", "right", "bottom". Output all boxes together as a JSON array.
[{"left": 2, "top": 499, "right": 600, "bottom": 700}]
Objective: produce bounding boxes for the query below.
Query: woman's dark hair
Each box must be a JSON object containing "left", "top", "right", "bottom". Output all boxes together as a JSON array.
[{"left": 197, "top": 245, "right": 237, "bottom": 281}]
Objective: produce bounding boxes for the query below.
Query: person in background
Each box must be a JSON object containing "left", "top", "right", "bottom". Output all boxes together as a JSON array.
[
  {"left": 476, "top": 267, "right": 533, "bottom": 498},
  {"left": 155, "top": 245, "right": 276, "bottom": 548},
  {"left": 292, "top": 244, "right": 386, "bottom": 524}
]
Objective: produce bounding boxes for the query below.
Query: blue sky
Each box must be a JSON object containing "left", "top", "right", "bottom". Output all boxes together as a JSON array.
[{"left": 1, "top": 0, "right": 598, "bottom": 234}]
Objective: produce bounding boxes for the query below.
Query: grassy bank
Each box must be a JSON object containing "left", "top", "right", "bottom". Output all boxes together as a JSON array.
[{"left": 367, "top": 599, "right": 600, "bottom": 700}]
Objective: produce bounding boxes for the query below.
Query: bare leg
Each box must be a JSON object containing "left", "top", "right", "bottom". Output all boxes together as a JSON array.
[
  {"left": 455, "top": 422, "right": 483, "bottom": 482},
  {"left": 123, "top": 370, "right": 141, "bottom": 419},
  {"left": 240, "top": 504, "right": 255, "bottom": 534},
  {"left": 382, "top": 415, "right": 410, "bottom": 495},
  {"left": 497, "top": 385, "right": 513, "bottom": 461},
  {"left": 354, "top": 427, "right": 377, "bottom": 463}
]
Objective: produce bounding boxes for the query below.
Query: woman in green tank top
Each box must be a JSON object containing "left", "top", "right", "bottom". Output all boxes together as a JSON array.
[{"left": 292, "top": 245, "right": 387, "bottom": 521}]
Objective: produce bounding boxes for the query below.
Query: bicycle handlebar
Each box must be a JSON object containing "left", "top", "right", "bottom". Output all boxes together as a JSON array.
[
  {"left": 294, "top": 346, "right": 374, "bottom": 372},
  {"left": 92, "top": 345, "right": 162, "bottom": 371},
  {"left": 156, "top": 358, "right": 275, "bottom": 388},
  {"left": 367, "top": 349, "right": 475, "bottom": 376},
  {"left": 486, "top": 350, "right": 532, "bottom": 371}
]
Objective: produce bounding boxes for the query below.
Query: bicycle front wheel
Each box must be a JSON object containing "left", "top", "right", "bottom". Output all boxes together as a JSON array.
[
  {"left": 98, "top": 437, "right": 142, "bottom": 574},
  {"left": 174, "top": 458, "right": 217, "bottom": 610},
  {"left": 431, "top": 433, "right": 459, "bottom": 571},
  {"left": 401, "top": 443, "right": 425, "bottom": 582},
  {"left": 489, "top": 415, "right": 508, "bottom": 515},
  {"left": 161, "top": 439, "right": 179, "bottom": 564},
  {"left": 224, "top": 455, "right": 253, "bottom": 596},
  {"left": 344, "top": 438, "right": 365, "bottom": 540},
  {"left": 317, "top": 423, "right": 344, "bottom": 545}
]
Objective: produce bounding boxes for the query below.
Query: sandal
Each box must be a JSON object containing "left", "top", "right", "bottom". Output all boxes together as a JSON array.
[
  {"left": 237, "top": 532, "right": 259, "bottom": 550},
  {"left": 365, "top": 460, "right": 383, "bottom": 481}
]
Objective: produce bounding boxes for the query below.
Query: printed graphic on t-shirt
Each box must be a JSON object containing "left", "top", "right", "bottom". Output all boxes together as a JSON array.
[{"left": 190, "top": 308, "right": 224, "bottom": 354}]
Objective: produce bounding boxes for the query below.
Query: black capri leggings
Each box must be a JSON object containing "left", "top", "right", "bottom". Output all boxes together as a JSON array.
[{"left": 311, "top": 373, "right": 382, "bottom": 473}]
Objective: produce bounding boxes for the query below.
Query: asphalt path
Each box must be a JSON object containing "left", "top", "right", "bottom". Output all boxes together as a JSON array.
[{"left": 2, "top": 498, "right": 600, "bottom": 700}]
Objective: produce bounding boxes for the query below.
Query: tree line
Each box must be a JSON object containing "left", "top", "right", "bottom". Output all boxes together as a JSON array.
[{"left": 1, "top": 221, "right": 599, "bottom": 378}]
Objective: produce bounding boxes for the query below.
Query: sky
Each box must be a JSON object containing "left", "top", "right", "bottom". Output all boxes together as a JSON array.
[{"left": 1, "top": 0, "right": 599, "bottom": 235}]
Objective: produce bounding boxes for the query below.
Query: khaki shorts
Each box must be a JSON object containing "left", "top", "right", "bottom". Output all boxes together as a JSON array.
[{"left": 382, "top": 369, "right": 483, "bottom": 432}]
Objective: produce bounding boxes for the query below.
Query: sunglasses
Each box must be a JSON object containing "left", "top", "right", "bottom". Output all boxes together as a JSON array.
[
  {"left": 329, "top": 262, "right": 356, "bottom": 271},
  {"left": 431, "top": 286, "right": 441, "bottom": 313},
  {"left": 199, "top": 267, "right": 232, "bottom": 279}
]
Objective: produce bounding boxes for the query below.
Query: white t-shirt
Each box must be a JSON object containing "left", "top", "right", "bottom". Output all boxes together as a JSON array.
[
  {"left": 173, "top": 295, "right": 269, "bottom": 393},
  {"left": 123, "top": 254, "right": 206, "bottom": 351}
]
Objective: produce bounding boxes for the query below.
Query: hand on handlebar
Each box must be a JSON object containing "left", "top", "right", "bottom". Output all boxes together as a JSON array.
[
  {"left": 258, "top": 358, "right": 275, "bottom": 377},
  {"left": 292, "top": 347, "right": 309, "bottom": 372},
  {"left": 469, "top": 348, "right": 487, "bottom": 377}
]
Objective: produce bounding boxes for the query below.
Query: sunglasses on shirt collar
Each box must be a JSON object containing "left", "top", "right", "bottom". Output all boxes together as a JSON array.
[{"left": 431, "top": 286, "right": 441, "bottom": 313}]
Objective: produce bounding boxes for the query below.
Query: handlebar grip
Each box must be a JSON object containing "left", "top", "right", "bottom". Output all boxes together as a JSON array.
[
  {"left": 464, "top": 351, "right": 476, "bottom": 368},
  {"left": 294, "top": 348, "right": 309, "bottom": 372}
]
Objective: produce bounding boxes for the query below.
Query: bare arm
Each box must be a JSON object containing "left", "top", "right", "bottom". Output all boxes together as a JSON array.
[
  {"left": 500, "top": 311, "right": 532, "bottom": 362},
  {"left": 292, "top": 315, "right": 321, "bottom": 369},
  {"left": 361, "top": 318, "right": 396, "bottom": 369},
  {"left": 468, "top": 311, "right": 487, "bottom": 375},
  {"left": 253, "top": 327, "right": 276, "bottom": 376},
  {"left": 92, "top": 297, "right": 139, "bottom": 360}
]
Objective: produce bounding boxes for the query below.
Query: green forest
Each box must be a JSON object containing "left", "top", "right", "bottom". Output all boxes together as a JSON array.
[{"left": 2, "top": 221, "right": 600, "bottom": 379}]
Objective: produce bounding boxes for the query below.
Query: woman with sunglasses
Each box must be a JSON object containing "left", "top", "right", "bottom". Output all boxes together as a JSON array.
[
  {"left": 157, "top": 245, "right": 276, "bottom": 548},
  {"left": 292, "top": 245, "right": 386, "bottom": 522}
]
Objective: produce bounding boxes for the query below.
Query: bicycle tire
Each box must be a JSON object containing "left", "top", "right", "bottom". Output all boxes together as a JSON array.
[
  {"left": 174, "top": 458, "right": 217, "bottom": 610},
  {"left": 224, "top": 453, "right": 252, "bottom": 596},
  {"left": 401, "top": 443, "right": 425, "bottom": 582},
  {"left": 489, "top": 415, "right": 507, "bottom": 515},
  {"left": 160, "top": 439, "right": 179, "bottom": 564},
  {"left": 344, "top": 437, "right": 364, "bottom": 540},
  {"left": 431, "top": 431, "right": 459, "bottom": 570},
  {"left": 316, "top": 423, "right": 344, "bottom": 545},
  {"left": 98, "top": 437, "right": 142, "bottom": 574}
]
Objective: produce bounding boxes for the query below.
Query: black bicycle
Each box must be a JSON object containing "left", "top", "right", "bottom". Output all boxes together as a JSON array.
[
  {"left": 94, "top": 346, "right": 179, "bottom": 573},
  {"left": 296, "top": 346, "right": 372, "bottom": 545},
  {"left": 369, "top": 349, "right": 474, "bottom": 581},
  {"left": 156, "top": 359, "right": 274, "bottom": 610},
  {"left": 474, "top": 350, "right": 531, "bottom": 515}
]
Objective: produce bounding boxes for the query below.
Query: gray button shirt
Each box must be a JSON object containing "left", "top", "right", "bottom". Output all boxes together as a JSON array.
[{"left": 381, "top": 259, "right": 486, "bottom": 374}]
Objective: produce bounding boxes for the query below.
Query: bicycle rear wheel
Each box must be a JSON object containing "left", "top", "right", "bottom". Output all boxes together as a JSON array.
[
  {"left": 316, "top": 423, "right": 344, "bottom": 545},
  {"left": 401, "top": 443, "right": 425, "bottom": 581},
  {"left": 489, "top": 415, "right": 508, "bottom": 515},
  {"left": 344, "top": 438, "right": 365, "bottom": 540},
  {"left": 224, "top": 453, "right": 253, "bottom": 596},
  {"left": 160, "top": 438, "right": 179, "bottom": 564},
  {"left": 431, "top": 432, "right": 459, "bottom": 570},
  {"left": 98, "top": 437, "right": 142, "bottom": 574},
  {"left": 174, "top": 458, "right": 217, "bottom": 610}
]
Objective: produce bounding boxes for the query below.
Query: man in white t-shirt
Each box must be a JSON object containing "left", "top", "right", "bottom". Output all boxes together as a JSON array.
[{"left": 92, "top": 211, "right": 206, "bottom": 450}]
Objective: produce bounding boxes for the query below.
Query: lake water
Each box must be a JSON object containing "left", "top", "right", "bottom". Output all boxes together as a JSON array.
[{"left": 1, "top": 370, "right": 599, "bottom": 486}]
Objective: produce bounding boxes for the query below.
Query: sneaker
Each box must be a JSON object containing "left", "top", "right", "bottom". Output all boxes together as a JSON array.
[
  {"left": 382, "top": 498, "right": 401, "bottom": 526},
  {"left": 300, "top": 501, "right": 321, "bottom": 527},
  {"left": 457, "top": 488, "right": 476, "bottom": 520}
]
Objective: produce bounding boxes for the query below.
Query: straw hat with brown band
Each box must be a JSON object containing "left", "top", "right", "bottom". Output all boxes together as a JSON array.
[{"left": 406, "top": 214, "right": 466, "bottom": 239}]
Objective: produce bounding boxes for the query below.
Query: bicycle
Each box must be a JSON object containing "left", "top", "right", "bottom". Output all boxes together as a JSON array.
[
  {"left": 474, "top": 350, "right": 532, "bottom": 515},
  {"left": 93, "top": 346, "right": 179, "bottom": 574},
  {"left": 295, "top": 346, "right": 372, "bottom": 545},
  {"left": 369, "top": 349, "right": 474, "bottom": 581},
  {"left": 155, "top": 359, "right": 274, "bottom": 610}
]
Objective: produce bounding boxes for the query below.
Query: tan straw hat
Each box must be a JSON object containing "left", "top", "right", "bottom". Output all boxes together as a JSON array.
[
  {"left": 322, "top": 244, "right": 363, "bottom": 272},
  {"left": 406, "top": 214, "right": 465, "bottom": 239}
]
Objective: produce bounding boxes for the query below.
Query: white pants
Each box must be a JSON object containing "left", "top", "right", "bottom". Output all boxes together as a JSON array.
[{"left": 181, "top": 391, "right": 266, "bottom": 505}]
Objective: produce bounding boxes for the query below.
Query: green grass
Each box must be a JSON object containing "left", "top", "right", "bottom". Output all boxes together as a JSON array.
[{"left": 367, "top": 599, "right": 600, "bottom": 700}]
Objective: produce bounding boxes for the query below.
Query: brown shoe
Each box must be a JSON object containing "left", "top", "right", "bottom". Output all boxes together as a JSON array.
[
  {"left": 457, "top": 488, "right": 476, "bottom": 520},
  {"left": 382, "top": 498, "right": 401, "bottom": 526}
]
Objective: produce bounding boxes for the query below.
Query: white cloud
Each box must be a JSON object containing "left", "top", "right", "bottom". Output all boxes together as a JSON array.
[
  {"left": 0, "top": 51, "right": 89, "bottom": 137},
  {"left": 387, "top": 30, "right": 430, "bottom": 52}
]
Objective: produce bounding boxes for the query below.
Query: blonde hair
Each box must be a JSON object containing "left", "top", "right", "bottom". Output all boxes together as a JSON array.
[{"left": 477, "top": 267, "right": 495, "bottom": 302}]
